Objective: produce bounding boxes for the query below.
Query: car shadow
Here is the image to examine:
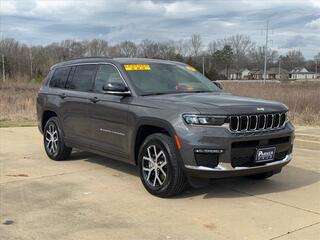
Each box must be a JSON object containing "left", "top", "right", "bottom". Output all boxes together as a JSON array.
[
  {"left": 175, "top": 165, "right": 320, "bottom": 199},
  {"left": 68, "top": 150, "right": 319, "bottom": 199},
  {"left": 69, "top": 150, "right": 138, "bottom": 177}
]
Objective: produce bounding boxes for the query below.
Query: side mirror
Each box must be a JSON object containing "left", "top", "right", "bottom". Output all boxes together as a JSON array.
[
  {"left": 213, "top": 81, "right": 223, "bottom": 90},
  {"left": 103, "top": 82, "right": 131, "bottom": 96}
]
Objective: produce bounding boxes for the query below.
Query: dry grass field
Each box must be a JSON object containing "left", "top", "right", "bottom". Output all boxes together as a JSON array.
[
  {"left": 223, "top": 81, "right": 320, "bottom": 125},
  {"left": 0, "top": 82, "right": 39, "bottom": 126},
  {"left": 0, "top": 81, "right": 319, "bottom": 126}
]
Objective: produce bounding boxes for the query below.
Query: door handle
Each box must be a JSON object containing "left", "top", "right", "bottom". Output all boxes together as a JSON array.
[
  {"left": 89, "top": 97, "right": 100, "bottom": 103},
  {"left": 59, "top": 93, "right": 67, "bottom": 99}
]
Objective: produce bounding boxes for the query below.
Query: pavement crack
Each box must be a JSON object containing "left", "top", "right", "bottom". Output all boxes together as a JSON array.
[
  {"left": 0, "top": 168, "right": 100, "bottom": 184},
  {"left": 269, "top": 221, "right": 320, "bottom": 240}
]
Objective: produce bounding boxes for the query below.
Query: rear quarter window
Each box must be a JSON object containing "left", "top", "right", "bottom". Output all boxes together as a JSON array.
[
  {"left": 67, "top": 65, "right": 98, "bottom": 91},
  {"left": 49, "top": 67, "right": 71, "bottom": 88}
]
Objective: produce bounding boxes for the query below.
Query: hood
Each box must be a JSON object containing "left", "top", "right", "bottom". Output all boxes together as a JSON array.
[{"left": 141, "top": 92, "right": 287, "bottom": 115}]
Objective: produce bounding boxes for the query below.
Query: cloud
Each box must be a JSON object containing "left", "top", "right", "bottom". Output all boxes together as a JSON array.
[
  {"left": 306, "top": 18, "right": 320, "bottom": 29},
  {"left": 1, "top": 0, "right": 320, "bottom": 58},
  {"left": 281, "top": 35, "right": 307, "bottom": 48}
]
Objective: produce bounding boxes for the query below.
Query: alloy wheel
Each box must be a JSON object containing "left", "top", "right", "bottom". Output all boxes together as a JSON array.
[
  {"left": 45, "top": 123, "right": 59, "bottom": 155},
  {"left": 142, "top": 144, "right": 168, "bottom": 187}
]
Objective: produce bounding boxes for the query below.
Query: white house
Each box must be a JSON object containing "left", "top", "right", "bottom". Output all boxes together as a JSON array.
[
  {"left": 289, "top": 67, "right": 317, "bottom": 80},
  {"left": 219, "top": 68, "right": 250, "bottom": 80},
  {"left": 240, "top": 68, "right": 250, "bottom": 79}
]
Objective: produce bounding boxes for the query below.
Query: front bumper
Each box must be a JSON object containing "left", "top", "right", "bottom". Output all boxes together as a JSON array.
[
  {"left": 175, "top": 121, "right": 294, "bottom": 178},
  {"left": 184, "top": 153, "right": 292, "bottom": 178}
]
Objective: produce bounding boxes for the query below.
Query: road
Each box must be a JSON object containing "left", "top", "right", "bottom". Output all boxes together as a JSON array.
[{"left": 0, "top": 126, "right": 319, "bottom": 240}]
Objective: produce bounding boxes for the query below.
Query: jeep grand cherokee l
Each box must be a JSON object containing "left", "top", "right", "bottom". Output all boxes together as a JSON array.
[{"left": 37, "top": 57, "right": 295, "bottom": 197}]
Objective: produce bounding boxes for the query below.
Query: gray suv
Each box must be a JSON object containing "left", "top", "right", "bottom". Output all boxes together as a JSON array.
[{"left": 37, "top": 57, "right": 294, "bottom": 197}]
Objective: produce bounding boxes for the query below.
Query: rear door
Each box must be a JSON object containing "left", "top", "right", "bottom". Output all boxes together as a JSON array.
[
  {"left": 61, "top": 64, "right": 98, "bottom": 144},
  {"left": 86, "top": 64, "right": 129, "bottom": 160}
]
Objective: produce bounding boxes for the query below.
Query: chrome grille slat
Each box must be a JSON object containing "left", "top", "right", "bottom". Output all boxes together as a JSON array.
[
  {"left": 229, "top": 112, "right": 287, "bottom": 133},
  {"left": 237, "top": 116, "right": 240, "bottom": 131},
  {"left": 255, "top": 115, "right": 258, "bottom": 130}
]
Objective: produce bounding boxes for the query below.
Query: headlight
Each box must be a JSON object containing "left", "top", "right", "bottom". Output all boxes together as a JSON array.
[{"left": 183, "top": 114, "right": 227, "bottom": 126}]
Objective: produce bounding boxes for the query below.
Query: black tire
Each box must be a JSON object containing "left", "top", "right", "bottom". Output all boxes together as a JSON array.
[
  {"left": 246, "top": 171, "right": 275, "bottom": 180},
  {"left": 43, "top": 117, "right": 72, "bottom": 161},
  {"left": 138, "top": 133, "right": 187, "bottom": 197}
]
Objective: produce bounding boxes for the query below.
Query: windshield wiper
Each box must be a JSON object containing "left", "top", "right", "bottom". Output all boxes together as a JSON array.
[
  {"left": 141, "top": 92, "right": 169, "bottom": 96},
  {"left": 187, "top": 90, "right": 213, "bottom": 93}
]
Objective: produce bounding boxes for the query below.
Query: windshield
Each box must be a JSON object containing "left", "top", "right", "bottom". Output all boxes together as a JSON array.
[{"left": 123, "top": 63, "right": 221, "bottom": 95}]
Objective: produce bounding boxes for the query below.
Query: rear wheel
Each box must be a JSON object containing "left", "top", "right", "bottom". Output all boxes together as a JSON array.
[
  {"left": 44, "top": 117, "right": 72, "bottom": 160},
  {"left": 138, "top": 133, "right": 187, "bottom": 197}
]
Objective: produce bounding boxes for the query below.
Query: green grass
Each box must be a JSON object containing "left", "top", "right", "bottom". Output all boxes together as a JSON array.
[{"left": 0, "top": 121, "right": 37, "bottom": 128}]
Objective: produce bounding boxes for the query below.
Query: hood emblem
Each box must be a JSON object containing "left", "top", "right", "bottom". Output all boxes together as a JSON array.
[{"left": 257, "top": 107, "right": 265, "bottom": 111}]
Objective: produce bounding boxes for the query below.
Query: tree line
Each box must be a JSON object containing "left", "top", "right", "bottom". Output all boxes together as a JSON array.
[{"left": 0, "top": 34, "right": 319, "bottom": 82}]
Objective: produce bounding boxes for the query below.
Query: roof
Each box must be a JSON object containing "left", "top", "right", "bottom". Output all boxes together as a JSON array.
[
  {"left": 113, "top": 58, "right": 184, "bottom": 65},
  {"left": 290, "top": 67, "right": 314, "bottom": 74},
  {"left": 51, "top": 57, "right": 185, "bottom": 69},
  {"left": 250, "top": 69, "right": 263, "bottom": 74},
  {"left": 267, "top": 67, "right": 289, "bottom": 75}
]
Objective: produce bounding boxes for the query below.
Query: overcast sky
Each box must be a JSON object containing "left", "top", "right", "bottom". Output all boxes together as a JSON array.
[{"left": 1, "top": 0, "right": 319, "bottom": 59}]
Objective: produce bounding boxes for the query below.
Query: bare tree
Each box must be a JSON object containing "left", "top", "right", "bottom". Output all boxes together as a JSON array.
[
  {"left": 281, "top": 50, "right": 305, "bottom": 70},
  {"left": 118, "top": 41, "right": 137, "bottom": 57},
  {"left": 190, "top": 34, "right": 202, "bottom": 57},
  {"left": 224, "top": 34, "right": 255, "bottom": 71},
  {"left": 84, "top": 39, "right": 109, "bottom": 56},
  {"left": 139, "top": 39, "right": 160, "bottom": 58},
  {"left": 249, "top": 46, "right": 278, "bottom": 69}
]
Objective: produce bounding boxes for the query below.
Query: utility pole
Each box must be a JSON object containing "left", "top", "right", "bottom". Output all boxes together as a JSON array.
[
  {"left": 263, "top": 21, "right": 269, "bottom": 84},
  {"left": 1, "top": 31, "right": 4, "bottom": 82},
  {"left": 278, "top": 57, "right": 281, "bottom": 80},
  {"left": 316, "top": 59, "right": 318, "bottom": 78},
  {"left": 202, "top": 56, "right": 205, "bottom": 75},
  {"left": 0, "top": 31, "right": 4, "bottom": 82}
]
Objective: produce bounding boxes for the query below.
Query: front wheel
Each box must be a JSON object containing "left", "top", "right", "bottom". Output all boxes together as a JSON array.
[
  {"left": 138, "top": 133, "right": 187, "bottom": 197},
  {"left": 44, "top": 117, "right": 72, "bottom": 161}
]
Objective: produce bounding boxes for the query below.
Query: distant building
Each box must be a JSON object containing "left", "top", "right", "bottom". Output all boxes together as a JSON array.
[
  {"left": 267, "top": 67, "right": 289, "bottom": 80},
  {"left": 248, "top": 68, "right": 289, "bottom": 80},
  {"left": 248, "top": 69, "right": 263, "bottom": 80},
  {"left": 289, "top": 67, "right": 317, "bottom": 80},
  {"left": 219, "top": 68, "right": 250, "bottom": 80}
]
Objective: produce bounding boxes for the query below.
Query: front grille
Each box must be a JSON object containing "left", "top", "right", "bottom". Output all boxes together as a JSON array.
[
  {"left": 231, "top": 137, "right": 291, "bottom": 167},
  {"left": 229, "top": 112, "right": 287, "bottom": 133}
]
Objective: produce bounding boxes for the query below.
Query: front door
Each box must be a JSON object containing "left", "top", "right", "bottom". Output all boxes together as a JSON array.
[
  {"left": 61, "top": 64, "right": 98, "bottom": 145},
  {"left": 87, "top": 64, "right": 129, "bottom": 161}
]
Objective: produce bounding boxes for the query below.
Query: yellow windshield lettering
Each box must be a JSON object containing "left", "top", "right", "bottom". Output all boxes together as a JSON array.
[{"left": 124, "top": 64, "right": 151, "bottom": 71}]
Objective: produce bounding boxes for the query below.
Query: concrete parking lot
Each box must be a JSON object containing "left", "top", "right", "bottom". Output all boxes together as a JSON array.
[{"left": 0, "top": 126, "right": 319, "bottom": 240}]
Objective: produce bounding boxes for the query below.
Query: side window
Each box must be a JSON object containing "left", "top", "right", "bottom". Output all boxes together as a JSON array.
[
  {"left": 49, "top": 67, "right": 71, "bottom": 88},
  {"left": 68, "top": 65, "right": 98, "bottom": 91},
  {"left": 94, "top": 65, "right": 123, "bottom": 92}
]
